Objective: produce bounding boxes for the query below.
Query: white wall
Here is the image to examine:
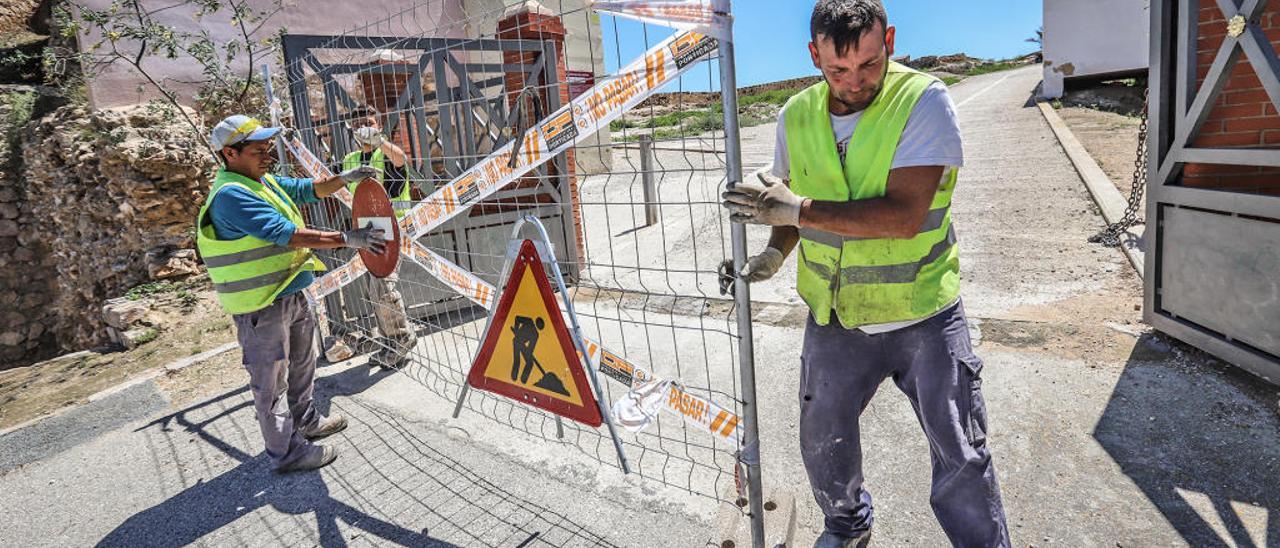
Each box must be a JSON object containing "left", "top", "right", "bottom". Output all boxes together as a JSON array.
[
  {"left": 1042, "top": 0, "right": 1150, "bottom": 99},
  {"left": 76, "top": 0, "right": 472, "bottom": 109}
]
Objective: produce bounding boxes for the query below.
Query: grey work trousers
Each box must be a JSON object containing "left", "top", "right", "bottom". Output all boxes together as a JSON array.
[
  {"left": 232, "top": 292, "right": 322, "bottom": 468},
  {"left": 360, "top": 271, "right": 416, "bottom": 355},
  {"left": 799, "top": 300, "right": 1010, "bottom": 547}
]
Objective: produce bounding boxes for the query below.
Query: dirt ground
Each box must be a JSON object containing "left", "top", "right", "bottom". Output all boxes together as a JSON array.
[
  {"left": 979, "top": 269, "right": 1147, "bottom": 368},
  {"left": 1056, "top": 106, "right": 1145, "bottom": 200},
  {"left": 0, "top": 287, "right": 235, "bottom": 431}
]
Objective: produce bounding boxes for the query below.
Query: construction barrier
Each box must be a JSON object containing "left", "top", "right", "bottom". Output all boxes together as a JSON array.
[{"left": 275, "top": 0, "right": 762, "bottom": 525}]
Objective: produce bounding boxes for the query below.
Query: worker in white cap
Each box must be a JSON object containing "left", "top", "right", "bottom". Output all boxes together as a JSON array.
[{"left": 195, "top": 114, "right": 384, "bottom": 473}]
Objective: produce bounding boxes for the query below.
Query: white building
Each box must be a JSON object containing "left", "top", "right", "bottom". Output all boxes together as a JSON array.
[{"left": 1041, "top": 0, "right": 1151, "bottom": 99}]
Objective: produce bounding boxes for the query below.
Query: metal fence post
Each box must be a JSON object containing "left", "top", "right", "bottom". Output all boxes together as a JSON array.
[
  {"left": 717, "top": 11, "right": 768, "bottom": 548},
  {"left": 639, "top": 135, "right": 659, "bottom": 226},
  {"left": 261, "top": 64, "right": 288, "bottom": 172}
]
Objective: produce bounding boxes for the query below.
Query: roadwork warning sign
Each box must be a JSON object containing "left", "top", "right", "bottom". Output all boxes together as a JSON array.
[{"left": 467, "top": 240, "right": 602, "bottom": 426}]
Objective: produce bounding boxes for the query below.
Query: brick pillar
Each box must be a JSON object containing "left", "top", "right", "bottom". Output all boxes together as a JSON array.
[
  {"left": 359, "top": 49, "right": 414, "bottom": 158},
  {"left": 497, "top": 1, "right": 585, "bottom": 263},
  {"left": 1184, "top": 5, "right": 1280, "bottom": 195}
]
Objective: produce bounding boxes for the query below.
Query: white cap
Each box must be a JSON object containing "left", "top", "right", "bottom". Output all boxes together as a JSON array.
[{"left": 210, "top": 114, "right": 281, "bottom": 150}]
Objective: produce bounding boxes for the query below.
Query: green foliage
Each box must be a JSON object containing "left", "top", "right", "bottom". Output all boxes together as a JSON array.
[
  {"left": 941, "top": 76, "right": 963, "bottom": 87},
  {"left": 125, "top": 280, "right": 198, "bottom": 301},
  {"left": 739, "top": 87, "right": 802, "bottom": 107},
  {"left": 0, "top": 48, "right": 40, "bottom": 78},
  {"left": 126, "top": 281, "right": 174, "bottom": 300},
  {"left": 175, "top": 289, "right": 199, "bottom": 308},
  {"left": 646, "top": 110, "right": 704, "bottom": 128},
  {"left": 965, "top": 61, "right": 1023, "bottom": 77},
  {"left": 2, "top": 92, "right": 36, "bottom": 134},
  {"left": 0, "top": 91, "right": 37, "bottom": 169},
  {"left": 133, "top": 328, "right": 159, "bottom": 345}
]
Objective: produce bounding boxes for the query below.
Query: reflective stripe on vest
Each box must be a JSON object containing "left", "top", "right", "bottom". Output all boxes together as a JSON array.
[
  {"left": 343, "top": 149, "right": 412, "bottom": 218},
  {"left": 799, "top": 226, "right": 957, "bottom": 285},
  {"left": 784, "top": 63, "right": 961, "bottom": 328},
  {"left": 200, "top": 244, "right": 295, "bottom": 269},
  {"left": 195, "top": 170, "right": 326, "bottom": 315}
]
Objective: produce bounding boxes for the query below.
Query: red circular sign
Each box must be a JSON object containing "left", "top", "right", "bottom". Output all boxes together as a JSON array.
[{"left": 351, "top": 178, "right": 401, "bottom": 278}]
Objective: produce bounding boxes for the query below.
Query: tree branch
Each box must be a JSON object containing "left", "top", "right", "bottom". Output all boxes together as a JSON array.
[{"left": 229, "top": 0, "right": 255, "bottom": 105}]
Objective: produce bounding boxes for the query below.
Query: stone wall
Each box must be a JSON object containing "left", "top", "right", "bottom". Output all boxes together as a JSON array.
[
  {"left": 0, "top": 86, "right": 55, "bottom": 365},
  {"left": 19, "top": 102, "right": 212, "bottom": 359}
]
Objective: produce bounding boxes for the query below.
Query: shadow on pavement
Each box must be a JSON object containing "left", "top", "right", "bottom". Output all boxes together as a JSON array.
[
  {"left": 99, "top": 362, "right": 621, "bottom": 547},
  {"left": 1093, "top": 333, "right": 1280, "bottom": 547}
]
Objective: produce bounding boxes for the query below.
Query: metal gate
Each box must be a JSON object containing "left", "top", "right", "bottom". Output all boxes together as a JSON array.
[
  {"left": 280, "top": 33, "right": 579, "bottom": 328},
  {"left": 1147, "top": 0, "right": 1280, "bottom": 382}
]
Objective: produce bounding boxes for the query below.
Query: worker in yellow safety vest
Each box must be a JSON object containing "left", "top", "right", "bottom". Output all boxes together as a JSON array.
[
  {"left": 720, "top": 2, "right": 1009, "bottom": 546},
  {"left": 341, "top": 105, "right": 418, "bottom": 369},
  {"left": 196, "top": 114, "right": 384, "bottom": 473}
]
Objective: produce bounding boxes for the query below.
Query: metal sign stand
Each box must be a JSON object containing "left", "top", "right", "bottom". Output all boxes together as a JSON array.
[{"left": 452, "top": 215, "right": 631, "bottom": 475}]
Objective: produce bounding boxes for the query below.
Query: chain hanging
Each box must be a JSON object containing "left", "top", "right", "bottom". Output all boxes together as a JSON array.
[{"left": 1089, "top": 95, "right": 1150, "bottom": 247}]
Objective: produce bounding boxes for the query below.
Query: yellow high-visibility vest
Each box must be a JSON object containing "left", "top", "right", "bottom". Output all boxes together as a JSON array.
[
  {"left": 195, "top": 169, "right": 326, "bottom": 315},
  {"left": 785, "top": 63, "right": 960, "bottom": 328}
]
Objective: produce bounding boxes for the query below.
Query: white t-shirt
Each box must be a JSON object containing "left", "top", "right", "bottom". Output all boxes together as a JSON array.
[{"left": 773, "top": 81, "right": 964, "bottom": 334}]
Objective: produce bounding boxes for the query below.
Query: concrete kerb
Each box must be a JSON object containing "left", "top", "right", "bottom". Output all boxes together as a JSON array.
[
  {"left": 1036, "top": 100, "right": 1146, "bottom": 278},
  {"left": 0, "top": 342, "right": 239, "bottom": 438}
]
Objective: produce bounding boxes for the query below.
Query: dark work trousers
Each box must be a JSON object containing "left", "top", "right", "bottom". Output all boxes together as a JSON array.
[
  {"left": 799, "top": 300, "right": 1010, "bottom": 547},
  {"left": 232, "top": 292, "right": 322, "bottom": 468}
]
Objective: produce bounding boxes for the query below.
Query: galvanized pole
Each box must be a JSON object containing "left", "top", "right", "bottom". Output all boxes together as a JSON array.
[
  {"left": 717, "top": 9, "right": 768, "bottom": 548},
  {"left": 261, "top": 64, "right": 289, "bottom": 171},
  {"left": 639, "top": 135, "right": 658, "bottom": 226}
]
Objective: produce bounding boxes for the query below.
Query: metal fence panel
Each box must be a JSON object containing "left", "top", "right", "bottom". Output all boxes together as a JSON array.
[{"left": 275, "top": 0, "right": 763, "bottom": 524}]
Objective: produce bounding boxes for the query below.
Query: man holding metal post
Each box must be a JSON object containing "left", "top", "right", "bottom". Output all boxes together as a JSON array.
[
  {"left": 341, "top": 105, "right": 419, "bottom": 369},
  {"left": 197, "top": 114, "right": 386, "bottom": 472},
  {"left": 720, "top": 1, "right": 1010, "bottom": 546}
]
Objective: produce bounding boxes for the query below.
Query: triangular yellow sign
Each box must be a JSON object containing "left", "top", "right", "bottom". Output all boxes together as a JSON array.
[{"left": 466, "top": 240, "right": 602, "bottom": 426}]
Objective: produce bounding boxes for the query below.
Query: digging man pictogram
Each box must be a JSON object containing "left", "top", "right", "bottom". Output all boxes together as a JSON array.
[{"left": 509, "top": 315, "right": 570, "bottom": 397}]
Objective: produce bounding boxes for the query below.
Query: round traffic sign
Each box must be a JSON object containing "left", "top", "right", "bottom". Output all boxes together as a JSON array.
[{"left": 351, "top": 178, "right": 401, "bottom": 278}]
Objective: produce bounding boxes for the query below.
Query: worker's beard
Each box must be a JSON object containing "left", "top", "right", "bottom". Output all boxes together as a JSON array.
[{"left": 827, "top": 61, "right": 889, "bottom": 114}]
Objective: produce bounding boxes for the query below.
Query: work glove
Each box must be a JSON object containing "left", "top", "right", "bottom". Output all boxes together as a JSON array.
[
  {"left": 721, "top": 169, "right": 807, "bottom": 227},
  {"left": 717, "top": 247, "right": 785, "bottom": 296},
  {"left": 353, "top": 126, "right": 385, "bottom": 148},
  {"left": 338, "top": 165, "right": 379, "bottom": 184},
  {"left": 342, "top": 226, "right": 388, "bottom": 254}
]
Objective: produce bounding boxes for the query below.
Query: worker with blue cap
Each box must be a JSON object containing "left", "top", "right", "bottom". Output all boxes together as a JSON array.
[{"left": 195, "top": 114, "right": 385, "bottom": 473}]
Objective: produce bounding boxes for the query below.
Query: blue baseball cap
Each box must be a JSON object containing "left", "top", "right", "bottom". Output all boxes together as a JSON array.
[{"left": 210, "top": 115, "right": 281, "bottom": 150}]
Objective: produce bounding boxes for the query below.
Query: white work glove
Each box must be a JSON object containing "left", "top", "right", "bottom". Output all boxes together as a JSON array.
[
  {"left": 718, "top": 247, "right": 785, "bottom": 295},
  {"left": 721, "top": 168, "right": 807, "bottom": 227},
  {"left": 338, "top": 165, "right": 378, "bottom": 183},
  {"left": 353, "top": 126, "right": 385, "bottom": 148},
  {"left": 342, "top": 226, "right": 388, "bottom": 254}
]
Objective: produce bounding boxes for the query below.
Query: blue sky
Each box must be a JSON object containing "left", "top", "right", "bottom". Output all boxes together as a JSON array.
[{"left": 599, "top": 1, "right": 1043, "bottom": 89}]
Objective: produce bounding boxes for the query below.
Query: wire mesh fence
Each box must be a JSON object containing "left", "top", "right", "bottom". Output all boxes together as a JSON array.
[{"left": 274, "top": 0, "right": 752, "bottom": 507}]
